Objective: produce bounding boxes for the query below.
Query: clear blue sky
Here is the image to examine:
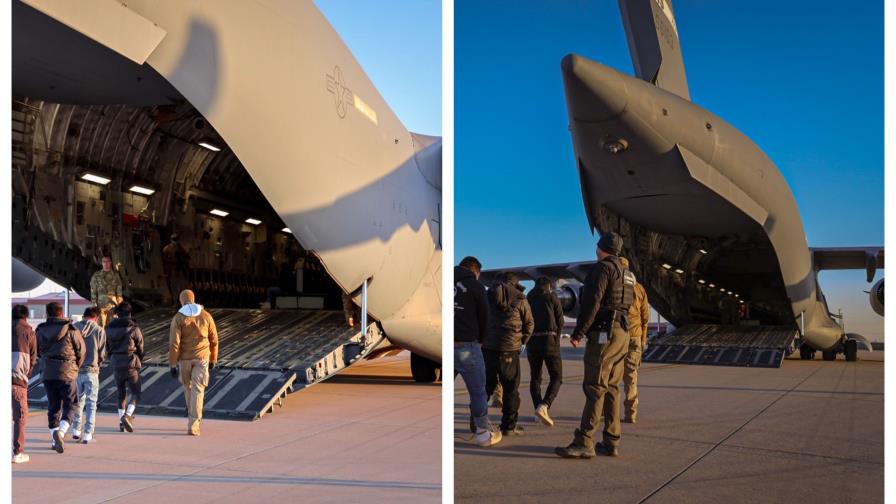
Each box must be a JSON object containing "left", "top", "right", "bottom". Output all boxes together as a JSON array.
[
  {"left": 316, "top": 0, "right": 441, "bottom": 136},
  {"left": 455, "top": 0, "right": 883, "bottom": 338}
]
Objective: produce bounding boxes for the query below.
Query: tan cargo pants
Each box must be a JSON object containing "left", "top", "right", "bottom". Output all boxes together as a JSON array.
[
  {"left": 623, "top": 337, "right": 642, "bottom": 420},
  {"left": 574, "top": 320, "right": 628, "bottom": 448},
  {"left": 178, "top": 359, "right": 210, "bottom": 435}
]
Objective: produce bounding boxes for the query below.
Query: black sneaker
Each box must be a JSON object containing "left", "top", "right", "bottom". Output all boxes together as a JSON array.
[
  {"left": 501, "top": 425, "right": 524, "bottom": 436},
  {"left": 121, "top": 415, "right": 134, "bottom": 433},
  {"left": 52, "top": 430, "right": 64, "bottom": 454},
  {"left": 555, "top": 443, "right": 595, "bottom": 459},
  {"left": 596, "top": 442, "right": 619, "bottom": 457}
]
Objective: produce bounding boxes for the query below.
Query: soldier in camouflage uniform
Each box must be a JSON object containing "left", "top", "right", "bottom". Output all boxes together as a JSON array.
[{"left": 90, "top": 255, "right": 123, "bottom": 327}]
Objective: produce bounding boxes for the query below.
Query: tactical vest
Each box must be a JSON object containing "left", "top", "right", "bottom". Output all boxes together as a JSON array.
[{"left": 604, "top": 256, "right": 636, "bottom": 312}]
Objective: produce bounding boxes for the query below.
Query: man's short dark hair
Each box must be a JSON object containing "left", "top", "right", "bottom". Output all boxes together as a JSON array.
[
  {"left": 536, "top": 277, "right": 552, "bottom": 289},
  {"left": 83, "top": 307, "right": 99, "bottom": 319},
  {"left": 12, "top": 305, "right": 29, "bottom": 320},
  {"left": 115, "top": 302, "right": 133, "bottom": 317},
  {"left": 459, "top": 256, "right": 482, "bottom": 274},
  {"left": 505, "top": 272, "right": 519, "bottom": 285},
  {"left": 46, "top": 302, "right": 64, "bottom": 318}
]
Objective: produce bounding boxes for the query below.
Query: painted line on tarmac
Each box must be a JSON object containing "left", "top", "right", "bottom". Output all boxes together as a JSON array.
[{"left": 637, "top": 364, "right": 825, "bottom": 503}]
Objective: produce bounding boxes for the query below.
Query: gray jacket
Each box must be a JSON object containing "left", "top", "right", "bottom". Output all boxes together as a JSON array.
[{"left": 73, "top": 319, "right": 106, "bottom": 374}]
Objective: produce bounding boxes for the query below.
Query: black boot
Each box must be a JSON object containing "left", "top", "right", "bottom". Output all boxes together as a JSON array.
[{"left": 554, "top": 442, "right": 595, "bottom": 459}]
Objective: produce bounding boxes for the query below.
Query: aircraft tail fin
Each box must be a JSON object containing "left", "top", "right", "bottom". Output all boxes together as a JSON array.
[{"left": 617, "top": 0, "right": 690, "bottom": 100}]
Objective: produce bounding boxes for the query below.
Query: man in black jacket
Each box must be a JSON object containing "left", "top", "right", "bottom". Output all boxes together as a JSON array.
[
  {"left": 106, "top": 302, "right": 145, "bottom": 433},
  {"left": 454, "top": 257, "right": 501, "bottom": 447},
  {"left": 36, "top": 302, "right": 85, "bottom": 454},
  {"left": 12, "top": 305, "right": 38, "bottom": 463},
  {"left": 526, "top": 277, "right": 565, "bottom": 427},
  {"left": 483, "top": 272, "right": 534, "bottom": 436},
  {"left": 556, "top": 232, "right": 635, "bottom": 459}
]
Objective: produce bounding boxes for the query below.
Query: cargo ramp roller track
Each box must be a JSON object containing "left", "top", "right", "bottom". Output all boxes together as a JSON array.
[
  {"left": 28, "top": 308, "right": 384, "bottom": 420},
  {"left": 642, "top": 324, "right": 799, "bottom": 368}
]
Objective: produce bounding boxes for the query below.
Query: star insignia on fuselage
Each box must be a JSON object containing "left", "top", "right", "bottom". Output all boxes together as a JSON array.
[{"left": 326, "top": 66, "right": 354, "bottom": 119}]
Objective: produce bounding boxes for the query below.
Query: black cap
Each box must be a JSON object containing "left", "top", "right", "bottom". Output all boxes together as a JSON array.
[{"left": 597, "top": 232, "right": 623, "bottom": 255}]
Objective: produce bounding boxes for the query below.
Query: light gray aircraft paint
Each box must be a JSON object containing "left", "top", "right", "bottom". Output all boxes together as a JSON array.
[
  {"left": 11, "top": 0, "right": 440, "bottom": 364},
  {"left": 486, "top": 0, "right": 882, "bottom": 355}
]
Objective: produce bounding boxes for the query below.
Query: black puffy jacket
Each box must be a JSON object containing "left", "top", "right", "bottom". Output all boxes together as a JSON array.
[
  {"left": 36, "top": 317, "right": 85, "bottom": 382},
  {"left": 483, "top": 281, "right": 534, "bottom": 352},
  {"left": 106, "top": 316, "right": 145, "bottom": 371}
]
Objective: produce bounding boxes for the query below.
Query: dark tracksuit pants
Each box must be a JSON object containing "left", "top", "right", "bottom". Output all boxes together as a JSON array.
[
  {"left": 482, "top": 348, "right": 521, "bottom": 431},
  {"left": 43, "top": 379, "right": 78, "bottom": 429},
  {"left": 114, "top": 368, "right": 142, "bottom": 411},
  {"left": 527, "top": 348, "right": 563, "bottom": 408}
]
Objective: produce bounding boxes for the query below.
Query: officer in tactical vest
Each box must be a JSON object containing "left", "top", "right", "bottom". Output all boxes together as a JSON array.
[
  {"left": 89, "top": 254, "right": 123, "bottom": 327},
  {"left": 556, "top": 232, "right": 635, "bottom": 458}
]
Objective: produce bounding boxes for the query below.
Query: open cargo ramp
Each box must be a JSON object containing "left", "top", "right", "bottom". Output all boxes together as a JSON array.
[
  {"left": 28, "top": 308, "right": 384, "bottom": 420},
  {"left": 642, "top": 324, "right": 799, "bottom": 368}
]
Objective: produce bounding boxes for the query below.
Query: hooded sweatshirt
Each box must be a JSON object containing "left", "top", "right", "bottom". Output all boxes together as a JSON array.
[
  {"left": 169, "top": 304, "right": 219, "bottom": 365},
  {"left": 106, "top": 316, "right": 145, "bottom": 371},
  {"left": 73, "top": 319, "right": 106, "bottom": 374},
  {"left": 526, "top": 285, "right": 566, "bottom": 355},
  {"left": 483, "top": 281, "right": 534, "bottom": 352},
  {"left": 36, "top": 317, "right": 85, "bottom": 382},
  {"left": 454, "top": 266, "right": 489, "bottom": 343},
  {"left": 12, "top": 318, "right": 37, "bottom": 387}
]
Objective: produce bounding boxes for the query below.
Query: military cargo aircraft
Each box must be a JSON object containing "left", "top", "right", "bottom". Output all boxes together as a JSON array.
[
  {"left": 11, "top": 0, "right": 441, "bottom": 418},
  {"left": 484, "top": 0, "right": 882, "bottom": 367}
]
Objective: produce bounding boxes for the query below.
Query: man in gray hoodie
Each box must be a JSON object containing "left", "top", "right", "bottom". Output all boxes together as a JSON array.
[{"left": 72, "top": 307, "right": 106, "bottom": 444}]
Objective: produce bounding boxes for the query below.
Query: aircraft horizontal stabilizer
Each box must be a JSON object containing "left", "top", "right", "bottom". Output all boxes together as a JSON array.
[{"left": 811, "top": 247, "right": 884, "bottom": 282}]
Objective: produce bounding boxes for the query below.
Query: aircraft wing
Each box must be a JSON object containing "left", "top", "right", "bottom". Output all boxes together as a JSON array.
[
  {"left": 811, "top": 247, "right": 884, "bottom": 282},
  {"left": 480, "top": 260, "right": 597, "bottom": 285}
]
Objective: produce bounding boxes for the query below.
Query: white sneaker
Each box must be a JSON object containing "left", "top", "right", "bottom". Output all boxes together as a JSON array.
[
  {"left": 11, "top": 453, "right": 29, "bottom": 464},
  {"left": 72, "top": 429, "right": 81, "bottom": 440},
  {"left": 535, "top": 403, "right": 554, "bottom": 427},
  {"left": 81, "top": 433, "right": 93, "bottom": 444},
  {"left": 474, "top": 429, "right": 502, "bottom": 447}
]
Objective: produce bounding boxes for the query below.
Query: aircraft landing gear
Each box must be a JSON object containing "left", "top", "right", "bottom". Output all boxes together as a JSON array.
[
  {"left": 844, "top": 339, "right": 858, "bottom": 362},
  {"left": 822, "top": 349, "right": 837, "bottom": 361},
  {"left": 799, "top": 344, "right": 815, "bottom": 360},
  {"left": 410, "top": 353, "right": 440, "bottom": 383}
]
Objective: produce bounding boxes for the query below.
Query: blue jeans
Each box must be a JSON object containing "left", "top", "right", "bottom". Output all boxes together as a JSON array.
[
  {"left": 455, "top": 342, "right": 490, "bottom": 432},
  {"left": 73, "top": 372, "right": 100, "bottom": 436}
]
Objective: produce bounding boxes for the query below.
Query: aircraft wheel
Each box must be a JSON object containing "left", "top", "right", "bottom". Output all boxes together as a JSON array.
[
  {"left": 822, "top": 349, "right": 837, "bottom": 361},
  {"left": 844, "top": 340, "right": 858, "bottom": 362},
  {"left": 799, "top": 344, "right": 815, "bottom": 360},
  {"left": 410, "top": 353, "right": 440, "bottom": 383}
]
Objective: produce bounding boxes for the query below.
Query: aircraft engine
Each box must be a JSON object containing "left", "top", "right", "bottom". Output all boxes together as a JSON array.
[
  {"left": 870, "top": 278, "right": 884, "bottom": 317},
  {"left": 555, "top": 281, "right": 583, "bottom": 316}
]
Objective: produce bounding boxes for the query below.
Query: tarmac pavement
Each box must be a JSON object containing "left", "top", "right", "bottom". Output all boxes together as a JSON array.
[
  {"left": 454, "top": 343, "right": 883, "bottom": 503},
  {"left": 13, "top": 353, "right": 441, "bottom": 503}
]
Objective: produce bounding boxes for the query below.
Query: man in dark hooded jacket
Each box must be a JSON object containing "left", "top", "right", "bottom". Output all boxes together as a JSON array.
[
  {"left": 483, "top": 272, "right": 534, "bottom": 436},
  {"left": 526, "top": 277, "right": 565, "bottom": 427},
  {"left": 12, "top": 305, "right": 37, "bottom": 463},
  {"left": 36, "top": 302, "right": 85, "bottom": 454},
  {"left": 106, "top": 302, "right": 144, "bottom": 433}
]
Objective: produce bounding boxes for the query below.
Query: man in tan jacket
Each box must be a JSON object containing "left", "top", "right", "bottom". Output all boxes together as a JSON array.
[
  {"left": 169, "top": 290, "right": 218, "bottom": 436},
  {"left": 618, "top": 257, "right": 649, "bottom": 424}
]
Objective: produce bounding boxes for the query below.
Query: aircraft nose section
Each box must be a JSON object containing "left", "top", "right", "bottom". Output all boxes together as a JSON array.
[{"left": 561, "top": 54, "right": 627, "bottom": 122}]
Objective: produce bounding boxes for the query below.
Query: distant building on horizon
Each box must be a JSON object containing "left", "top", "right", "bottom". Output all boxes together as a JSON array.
[{"left": 11, "top": 290, "right": 92, "bottom": 322}]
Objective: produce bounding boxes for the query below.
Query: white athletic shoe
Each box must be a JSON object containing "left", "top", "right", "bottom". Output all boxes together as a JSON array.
[
  {"left": 474, "top": 429, "right": 502, "bottom": 447},
  {"left": 535, "top": 403, "right": 554, "bottom": 427},
  {"left": 81, "top": 433, "right": 94, "bottom": 444},
  {"left": 11, "top": 453, "right": 29, "bottom": 464}
]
